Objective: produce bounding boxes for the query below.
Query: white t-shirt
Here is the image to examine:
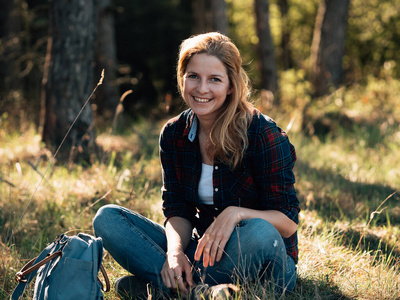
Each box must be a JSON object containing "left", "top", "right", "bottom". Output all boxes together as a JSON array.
[{"left": 198, "top": 163, "right": 214, "bottom": 205}]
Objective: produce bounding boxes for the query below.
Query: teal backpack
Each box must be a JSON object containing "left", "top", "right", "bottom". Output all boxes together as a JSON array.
[{"left": 12, "top": 233, "right": 110, "bottom": 300}]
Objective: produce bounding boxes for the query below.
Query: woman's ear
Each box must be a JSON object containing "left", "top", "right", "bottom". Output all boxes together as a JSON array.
[{"left": 227, "top": 85, "right": 233, "bottom": 95}]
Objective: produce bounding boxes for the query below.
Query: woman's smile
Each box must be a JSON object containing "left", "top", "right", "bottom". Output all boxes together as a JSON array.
[{"left": 194, "top": 96, "right": 212, "bottom": 103}]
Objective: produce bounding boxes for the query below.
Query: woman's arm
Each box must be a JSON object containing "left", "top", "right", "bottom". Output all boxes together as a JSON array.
[
  {"left": 251, "top": 114, "right": 300, "bottom": 227},
  {"left": 235, "top": 207, "right": 297, "bottom": 238},
  {"left": 165, "top": 216, "right": 193, "bottom": 253},
  {"left": 161, "top": 216, "right": 194, "bottom": 294}
]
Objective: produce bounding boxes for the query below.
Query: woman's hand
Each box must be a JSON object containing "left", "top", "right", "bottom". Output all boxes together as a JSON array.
[
  {"left": 194, "top": 206, "right": 241, "bottom": 268},
  {"left": 161, "top": 249, "right": 194, "bottom": 294},
  {"left": 163, "top": 216, "right": 194, "bottom": 294}
]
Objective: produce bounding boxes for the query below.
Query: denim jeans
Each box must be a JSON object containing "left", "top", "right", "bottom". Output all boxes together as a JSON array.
[{"left": 92, "top": 204, "right": 297, "bottom": 293}]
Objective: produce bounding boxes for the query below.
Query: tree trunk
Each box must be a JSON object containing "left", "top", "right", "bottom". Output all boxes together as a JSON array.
[
  {"left": 254, "top": 0, "right": 278, "bottom": 100},
  {"left": 192, "top": 0, "right": 209, "bottom": 34},
  {"left": 279, "top": 0, "right": 293, "bottom": 70},
  {"left": 94, "top": 0, "right": 119, "bottom": 122},
  {"left": 41, "top": 0, "right": 97, "bottom": 162},
  {"left": 211, "top": 0, "right": 228, "bottom": 35},
  {"left": 0, "top": 0, "right": 23, "bottom": 110},
  {"left": 310, "top": 0, "right": 350, "bottom": 96}
]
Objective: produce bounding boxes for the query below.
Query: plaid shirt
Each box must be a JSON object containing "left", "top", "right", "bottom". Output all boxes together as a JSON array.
[{"left": 160, "top": 108, "right": 300, "bottom": 263}]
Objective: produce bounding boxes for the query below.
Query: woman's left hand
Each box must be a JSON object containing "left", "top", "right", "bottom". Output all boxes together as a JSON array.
[{"left": 194, "top": 206, "right": 241, "bottom": 267}]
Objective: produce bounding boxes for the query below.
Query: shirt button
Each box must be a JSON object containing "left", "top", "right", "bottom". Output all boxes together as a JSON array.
[
  {"left": 215, "top": 166, "right": 219, "bottom": 170},
  {"left": 215, "top": 207, "right": 218, "bottom": 211},
  {"left": 215, "top": 188, "right": 219, "bottom": 192}
]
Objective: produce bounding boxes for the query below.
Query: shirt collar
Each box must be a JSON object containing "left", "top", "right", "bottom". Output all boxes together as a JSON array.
[{"left": 188, "top": 114, "right": 198, "bottom": 142}]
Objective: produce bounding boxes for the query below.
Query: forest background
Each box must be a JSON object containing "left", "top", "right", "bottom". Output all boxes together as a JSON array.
[{"left": 0, "top": 0, "right": 400, "bottom": 299}]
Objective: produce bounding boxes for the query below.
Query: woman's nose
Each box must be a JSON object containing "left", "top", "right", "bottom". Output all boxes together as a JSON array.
[{"left": 197, "top": 79, "right": 209, "bottom": 93}]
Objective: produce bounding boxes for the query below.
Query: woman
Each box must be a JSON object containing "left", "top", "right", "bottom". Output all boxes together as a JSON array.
[{"left": 93, "top": 32, "right": 299, "bottom": 298}]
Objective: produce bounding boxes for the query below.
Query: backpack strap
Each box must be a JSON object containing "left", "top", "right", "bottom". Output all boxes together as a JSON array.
[
  {"left": 11, "top": 247, "right": 55, "bottom": 300},
  {"left": 15, "top": 251, "right": 63, "bottom": 283},
  {"left": 98, "top": 264, "right": 111, "bottom": 292}
]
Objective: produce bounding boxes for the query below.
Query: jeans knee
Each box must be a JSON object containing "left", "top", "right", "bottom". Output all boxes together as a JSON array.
[
  {"left": 237, "top": 219, "right": 288, "bottom": 270},
  {"left": 239, "top": 218, "right": 282, "bottom": 249},
  {"left": 92, "top": 204, "right": 119, "bottom": 237}
]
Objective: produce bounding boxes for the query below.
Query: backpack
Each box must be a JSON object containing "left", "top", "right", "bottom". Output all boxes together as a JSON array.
[{"left": 11, "top": 233, "right": 110, "bottom": 300}]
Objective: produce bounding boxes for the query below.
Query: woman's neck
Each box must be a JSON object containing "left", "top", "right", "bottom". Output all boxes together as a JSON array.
[
  {"left": 197, "top": 116, "right": 214, "bottom": 135},
  {"left": 197, "top": 119, "right": 215, "bottom": 165}
]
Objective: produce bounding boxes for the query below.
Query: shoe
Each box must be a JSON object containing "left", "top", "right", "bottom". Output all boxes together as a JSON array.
[
  {"left": 189, "top": 283, "right": 239, "bottom": 300},
  {"left": 115, "top": 275, "right": 149, "bottom": 300}
]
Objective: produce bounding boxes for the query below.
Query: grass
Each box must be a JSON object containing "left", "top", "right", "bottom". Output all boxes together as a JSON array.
[{"left": 1, "top": 79, "right": 400, "bottom": 299}]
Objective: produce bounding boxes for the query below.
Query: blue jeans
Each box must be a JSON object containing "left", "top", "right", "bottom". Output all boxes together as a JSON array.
[{"left": 93, "top": 204, "right": 297, "bottom": 293}]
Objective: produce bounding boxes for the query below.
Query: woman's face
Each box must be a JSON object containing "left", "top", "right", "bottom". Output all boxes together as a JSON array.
[{"left": 182, "top": 53, "right": 232, "bottom": 122}]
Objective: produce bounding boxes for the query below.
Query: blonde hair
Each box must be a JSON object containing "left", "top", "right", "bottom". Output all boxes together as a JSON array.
[{"left": 177, "top": 32, "right": 254, "bottom": 168}]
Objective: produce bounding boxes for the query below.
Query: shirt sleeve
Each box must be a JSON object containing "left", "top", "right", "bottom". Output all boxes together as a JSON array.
[
  {"left": 250, "top": 115, "right": 300, "bottom": 224},
  {"left": 159, "top": 120, "right": 196, "bottom": 225}
]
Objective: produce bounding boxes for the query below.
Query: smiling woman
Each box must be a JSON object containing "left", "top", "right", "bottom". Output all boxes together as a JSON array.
[
  {"left": 182, "top": 53, "right": 233, "bottom": 165},
  {"left": 177, "top": 32, "right": 253, "bottom": 169},
  {"left": 93, "top": 32, "right": 300, "bottom": 299}
]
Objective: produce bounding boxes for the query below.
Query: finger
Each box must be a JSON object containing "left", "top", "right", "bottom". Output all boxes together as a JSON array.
[
  {"left": 175, "top": 275, "right": 188, "bottom": 294},
  {"left": 161, "top": 272, "right": 166, "bottom": 287},
  {"left": 169, "top": 269, "right": 179, "bottom": 285},
  {"left": 165, "top": 277, "right": 173, "bottom": 289},
  {"left": 166, "top": 268, "right": 179, "bottom": 289},
  {"left": 202, "top": 241, "right": 214, "bottom": 268},
  {"left": 161, "top": 265, "right": 171, "bottom": 288},
  {"left": 163, "top": 273, "right": 172, "bottom": 289},
  {"left": 184, "top": 263, "right": 194, "bottom": 287},
  {"left": 216, "top": 238, "right": 228, "bottom": 262},
  {"left": 195, "top": 238, "right": 206, "bottom": 261},
  {"left": 209, "top": 240, "right": 220, "bottom": 267}
]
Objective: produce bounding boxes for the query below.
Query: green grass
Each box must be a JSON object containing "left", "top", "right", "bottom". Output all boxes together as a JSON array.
[{"left": 1, "top": 79, "right": 400, "bottom": 299}]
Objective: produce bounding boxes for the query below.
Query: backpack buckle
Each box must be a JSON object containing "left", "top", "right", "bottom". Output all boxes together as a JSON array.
[{"left": 15, "top": 272, "right": 27, "bottom": 283}]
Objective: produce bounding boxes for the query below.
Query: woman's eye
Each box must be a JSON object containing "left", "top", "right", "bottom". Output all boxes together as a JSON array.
[
  {"left": 211, "top": 77, "right": 221, "bottom": 82},
  {"left": 187, "top": 74, "right": 198, "bottom": 79}
]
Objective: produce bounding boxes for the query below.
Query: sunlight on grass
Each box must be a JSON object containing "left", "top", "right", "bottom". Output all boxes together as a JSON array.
[
  {"left": 298, "top": 211, "right": 400, "bottom": 299},
  {"left": 1, "top": 80, "right": 400, "bottom": 299},
  {"left": 0, "top": 127, "right": 43, "bottom": 162}
]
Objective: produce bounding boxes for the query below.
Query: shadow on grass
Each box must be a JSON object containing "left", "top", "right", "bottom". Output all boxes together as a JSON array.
[
  {"left": 289, "top": 277, "right": 355, "bottom": 300},
  {"left": 295, "top": 160, "right": 399, "bottom": 225},
  {"left": 340, "top": 227, "right": 400, "bottom": 266},
  {"left": 296, "top": 159, "right": 400, "bottom": 264},
  {"left": 302, "top": 109, "right": 398, "bottom": 149}
]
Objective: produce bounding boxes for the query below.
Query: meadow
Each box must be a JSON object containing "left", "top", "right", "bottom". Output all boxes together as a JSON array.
[{"left": 1, "top": 77, "right": 399, "bottom": 299}]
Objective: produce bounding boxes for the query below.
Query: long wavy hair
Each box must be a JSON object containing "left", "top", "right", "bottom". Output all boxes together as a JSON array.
[{"left": 177, "top": 32, "right": 254, "bottom": 168}]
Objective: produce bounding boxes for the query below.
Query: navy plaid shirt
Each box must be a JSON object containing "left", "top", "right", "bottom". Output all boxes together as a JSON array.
[{"left": 160, "top": 108, "right": 300, "bottom": 263}]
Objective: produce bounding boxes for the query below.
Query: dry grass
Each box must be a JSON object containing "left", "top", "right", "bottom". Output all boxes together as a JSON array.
[
  {"left": 1, "top": 78, "right": 400, "bottom": 299},
  {"left": 297, "top": 212, "right": 400, "bottom": 299}
]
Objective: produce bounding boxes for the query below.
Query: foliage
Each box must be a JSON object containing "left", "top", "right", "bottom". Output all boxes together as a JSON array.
[
  {"left": 112, "top": 0, "right": 192, "bottom": 117},
  {"left": 346, "top": 0, "right": 400, "bottom": 79},
  {"left": 273, "top": 0, "right": 319, "bottom": 69},
  {"left": 0, "top": 0, "right": 48, "bottom": 126},
  {"left": 226, "top": 0, "right": 259, "bottom": 84},
  {"left": 2, "top": 0, "right": 400, "bottom": 125}
]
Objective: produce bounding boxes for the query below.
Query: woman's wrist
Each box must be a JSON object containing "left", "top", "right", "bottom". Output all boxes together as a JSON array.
[
  {"left": 227, "top": 206, "right": 245, "bottom": 224},
  {"left": 166, "top": 246, "right": 185, "bottom": 256}
]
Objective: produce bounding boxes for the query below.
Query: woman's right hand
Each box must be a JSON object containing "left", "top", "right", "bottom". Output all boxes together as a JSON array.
[{"left": 161, "top": 249, "right": 194, "bottom": 294}]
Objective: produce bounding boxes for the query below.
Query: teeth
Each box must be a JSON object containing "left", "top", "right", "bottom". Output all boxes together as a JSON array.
[{"left": 194, "top": 97, "right": 211, "bottom": 103}]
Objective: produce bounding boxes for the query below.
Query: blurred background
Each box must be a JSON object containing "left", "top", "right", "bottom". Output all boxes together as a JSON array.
[{"left": 1, "top": 0, "right": 399, "bottom": 158}]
